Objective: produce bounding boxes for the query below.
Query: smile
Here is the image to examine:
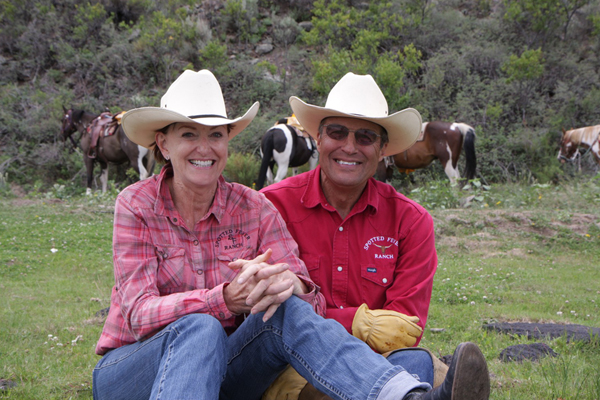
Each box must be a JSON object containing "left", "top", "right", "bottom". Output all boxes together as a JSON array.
[
  {"left": 189, "top": 160, "right": 214, "bottom": 167},
  {"left": 336, "top": 160, "right": 360, "bottom": 166}
]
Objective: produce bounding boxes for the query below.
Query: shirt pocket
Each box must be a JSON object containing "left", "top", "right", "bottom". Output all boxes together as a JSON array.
[
  {"left": 301, "top": 254, "right": 321, "bottom": 287},
  {"left": 360, "top": 263, "right": 393, "bottom": 305},
  {"left": 217, "top": 248, "right": 254, "bottom": 282},
  {"left": 155, "top": 245, "right": 187, "bottom": 294}
]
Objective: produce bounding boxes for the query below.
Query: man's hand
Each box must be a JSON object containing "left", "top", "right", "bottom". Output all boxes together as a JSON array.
[
  {"left": 225, "top": 249, "right": 306, "bottom": 321},
  {"left": 351, "top": 304, "right": 423, "bottom": 353}
]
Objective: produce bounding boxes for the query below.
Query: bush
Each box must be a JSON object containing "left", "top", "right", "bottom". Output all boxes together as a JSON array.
[{"left": 224, "top": 152, "right": 261, "bottom": 188}]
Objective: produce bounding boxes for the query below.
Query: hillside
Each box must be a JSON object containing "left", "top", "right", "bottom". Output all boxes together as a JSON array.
[{"left": 1, "top": 0, "right": 600, "bottom": 194}]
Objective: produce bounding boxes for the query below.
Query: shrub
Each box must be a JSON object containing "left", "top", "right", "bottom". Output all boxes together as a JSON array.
[{"left": 224, "top": 152, "right": 261, "bottom": 188}]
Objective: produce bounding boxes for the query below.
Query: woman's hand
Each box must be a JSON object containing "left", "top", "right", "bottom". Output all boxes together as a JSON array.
[{"left": 224, "top": 249, "right": 307, "bottom": 321}]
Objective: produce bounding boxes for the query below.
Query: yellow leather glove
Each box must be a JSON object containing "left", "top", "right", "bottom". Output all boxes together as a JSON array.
[
  {"left": 351, "top": 303, "right": 423, "bottom": 353},
  {"left": 262, "top": 365, "right": 307, "bottom": 400}
]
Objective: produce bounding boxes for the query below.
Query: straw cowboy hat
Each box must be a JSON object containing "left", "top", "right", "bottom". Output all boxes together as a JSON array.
[
  {"left": 289, "top": 72, "right": 422, "bottom": 156},
  {"left": 122, "top": 69, "right": 260, "bottom": 148}
]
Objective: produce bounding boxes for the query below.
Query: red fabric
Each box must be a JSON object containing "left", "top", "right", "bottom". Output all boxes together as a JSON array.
[
  {"left": 96, "top": 165, "right": 324, "bottom": 355},
  {"left": 261, "top": 167, "right": 437, "bottom": 345}
]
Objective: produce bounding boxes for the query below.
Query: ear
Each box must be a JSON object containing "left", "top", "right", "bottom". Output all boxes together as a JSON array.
[
  {"left": 315, "top": 132, "right": 323, "bottom": 151},
  {"left": 155, "top": 131, "right": 169, "bottom": 158},
  {"left": 378, "top": 142, "right": 388, "bottom": 162}
]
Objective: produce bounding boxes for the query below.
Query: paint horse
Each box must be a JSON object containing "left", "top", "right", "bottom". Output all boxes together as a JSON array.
[
  {"left": 557, "top": 125, "right": 600, "bottom": 169},
  {"left": 255, "top": 117, "right": 318, "bottom": 190},
  {"left": 377, "top": 121, "right": 477, "bottom": 185},
  {"left": 60, "top": 107, "right": 155, "bottom": 194}
]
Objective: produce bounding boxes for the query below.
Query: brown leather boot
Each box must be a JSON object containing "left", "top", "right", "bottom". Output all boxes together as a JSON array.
[{"left": 404, "top": 342, "right": 490, "bottom": 400}]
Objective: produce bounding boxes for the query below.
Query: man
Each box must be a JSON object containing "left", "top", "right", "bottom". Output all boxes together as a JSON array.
[{"left": 261, "top": 73, "right": 491, "bottom": 400}]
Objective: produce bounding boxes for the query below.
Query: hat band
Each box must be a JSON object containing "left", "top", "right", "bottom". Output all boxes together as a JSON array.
[{"left": 188, "top": 114, "right": 227, "bottom": 119}]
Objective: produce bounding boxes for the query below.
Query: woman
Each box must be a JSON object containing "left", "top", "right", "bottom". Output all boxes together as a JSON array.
[{"left": 92, "top": 69, "right": 472, "bottom": 400}]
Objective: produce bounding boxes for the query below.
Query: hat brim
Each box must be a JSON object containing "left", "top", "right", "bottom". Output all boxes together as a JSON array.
[
  {"left": 122, "top": 102, "right": 260, "bottom": 148},
  {"left": 289, "top": 97, "right": 421, "bottom": 156}
]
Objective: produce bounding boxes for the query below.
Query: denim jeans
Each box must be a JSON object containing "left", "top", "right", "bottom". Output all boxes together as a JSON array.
[{"left": 93, "top": 296, "right": 431, "bottom": 400}]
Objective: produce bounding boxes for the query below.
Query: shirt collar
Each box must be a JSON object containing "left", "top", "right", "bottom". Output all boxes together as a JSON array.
[{"left": 301, "top": 165, "right": 380, "bottom": 216}]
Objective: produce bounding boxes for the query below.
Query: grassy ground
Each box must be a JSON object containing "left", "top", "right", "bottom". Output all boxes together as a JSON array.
[{"left": 0, "top": 178, "right": 599, "bottom": 399}]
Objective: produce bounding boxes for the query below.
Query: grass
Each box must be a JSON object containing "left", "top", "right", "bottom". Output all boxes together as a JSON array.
[{"left": 0, "top": 179, "right": 599, "bottom": 399}]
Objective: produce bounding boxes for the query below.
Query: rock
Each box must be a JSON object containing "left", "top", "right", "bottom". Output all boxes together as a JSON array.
[
  {"left": 499, "top": 343, "right": 558, "bottom": 363},
  {"left": 0, "top": 379, "right": 17, "bottom": 391},
  {"left": 255, "top": 43, "right": 274, "bottom": 55},
  {"left": 483, "top": 322, "right": 600, "bottom": 342}
]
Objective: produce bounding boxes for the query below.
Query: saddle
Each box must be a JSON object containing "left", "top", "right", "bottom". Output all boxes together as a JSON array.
[{"left": 87, "top": 111, "right": 125, "bottom": 158}]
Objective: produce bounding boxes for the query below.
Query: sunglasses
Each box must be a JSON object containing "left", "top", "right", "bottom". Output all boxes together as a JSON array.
[{"left": 321, "top": 124, "right": 381, "bottom": 146}]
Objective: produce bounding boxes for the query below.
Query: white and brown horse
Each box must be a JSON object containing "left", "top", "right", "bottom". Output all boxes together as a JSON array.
[
  {"left": 377, "top": 121, "right": 477, "bottom": 185},
  {"left": 557, "top": 125, "right": 600, "bottom": 168},
  {"left": 255, "top": 118, "right": 318, "bottom": 190},
  {"left": 60, "top": 107, "right": 155, "bottom": 194}
]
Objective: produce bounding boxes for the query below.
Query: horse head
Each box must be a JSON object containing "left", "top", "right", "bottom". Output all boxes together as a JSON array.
[
  {"left": 557, "top": 128, "right": 579, "bottom": 163},
  {"left": 60, "top": 107, "right": 81, "bottom": 149},
  {"left": 60, "top": 107, "right": 77, "bottom": 139}
]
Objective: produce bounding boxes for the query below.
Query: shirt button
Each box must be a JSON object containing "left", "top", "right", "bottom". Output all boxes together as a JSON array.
[
  {"left": 337, "top": 266, "right": 343, "bottom": 272},
  {"left": 173, "top": 218, "right": 178, "bottom": 223},
  {"left": 162, "top": 253, "right": 168, "bottom": 259},
  {"left": 338, "top": 226, "right": 343, "bottom": 232},
  {"left": 219, "top": 312, "right": 225, "bottom": 319},
  {"left": 196, "top": 270, "right": 203, "bottom": 275},
  {"left": 382, "top": 278, "right": 388, "bottom": 284},
  {"left": 340, "top": 306, "right": 344, "bottom": 309},
  {"left": 193, "top": 240, "right": 199, "bottom": 245}
]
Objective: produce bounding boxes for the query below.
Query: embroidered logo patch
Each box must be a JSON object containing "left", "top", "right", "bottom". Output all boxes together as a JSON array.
[
  {"left": 214, "top": 228, "right": 250, "bottom": 250},
  {"left": 363, "top": 236, "right": 398, "bottom": 260}
]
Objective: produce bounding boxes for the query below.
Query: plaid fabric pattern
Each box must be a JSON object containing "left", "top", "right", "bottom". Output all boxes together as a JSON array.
[{"left": 96, "top": 165, "right": 323, "bottom": 355}]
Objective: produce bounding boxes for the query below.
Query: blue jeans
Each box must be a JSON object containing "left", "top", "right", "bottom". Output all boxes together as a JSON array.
[{"left": 93, "top": 296, "right": 431, "bottom": 400}]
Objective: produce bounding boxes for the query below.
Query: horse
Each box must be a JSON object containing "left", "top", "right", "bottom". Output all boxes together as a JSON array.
[
  {"left": 60, "top": 107, "right": 155, "bottom": 194},
  {"left": 377, "top": 121, "right": 477, "bottom": 185},
  {"left": 557, "top": 125, "right": 600, "bottom": 169},
  {"left": 255, "top": 118, "right": 319, "bottom": 190}
]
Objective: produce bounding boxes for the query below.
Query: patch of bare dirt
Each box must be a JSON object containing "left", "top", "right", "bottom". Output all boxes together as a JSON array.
[{"left": 433, "top": 209, "right": 599, "bottom": 256}]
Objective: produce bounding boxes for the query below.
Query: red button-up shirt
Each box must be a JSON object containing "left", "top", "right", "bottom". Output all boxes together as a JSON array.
[
  {"left": 261, "top": 167, "right": 437, "bottom": 344},
  {"left": 96, "top": 165, "right": 324, "bottom": 355}
]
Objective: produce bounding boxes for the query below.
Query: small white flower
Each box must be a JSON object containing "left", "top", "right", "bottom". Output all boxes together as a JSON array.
[
  {"left": 50, "top": 248, "right": 58, "bottom": 253},
  {"left": 470, "top": 301, "right": 475, "bottom": 305},
  {"left": 557, "top": 311, "right": 563, "bottom": 315}
]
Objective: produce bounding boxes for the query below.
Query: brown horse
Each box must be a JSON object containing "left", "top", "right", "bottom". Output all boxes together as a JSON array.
[
  {"left": 557, "top": 125, "right": 600, "bottom": 168},
  {"left": 60, "top": 107, "right": 155, "bottom": 194},
  {"left": 377, "top": 121, "right": 476, "bottom": 185}
]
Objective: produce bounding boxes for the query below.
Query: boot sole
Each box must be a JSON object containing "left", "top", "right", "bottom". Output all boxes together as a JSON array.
[{"left": 450, "top": 342, "right": 491, "bottom": 400}]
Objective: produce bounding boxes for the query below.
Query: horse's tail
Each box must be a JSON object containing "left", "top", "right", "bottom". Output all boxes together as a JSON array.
[
  {"left": 458, "top": 124, "right": 477, "bottom": 180},
  {"left": 255, "top": 129, "right": 275, "bottom": 190}
]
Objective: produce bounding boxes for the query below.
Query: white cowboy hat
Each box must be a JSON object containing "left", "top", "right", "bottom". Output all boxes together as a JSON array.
[
  {"left": 289, "top": 72, "right": 422, "bottom": 156},
  {"left": 122, "top": 69, "right": 260, "bottom": 148}
]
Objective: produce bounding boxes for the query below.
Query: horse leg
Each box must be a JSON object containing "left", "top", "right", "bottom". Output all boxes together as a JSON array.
[
  {"left": 266, "top": 162, "right": 275, "bottom": 185},
  {"left": 441, "top": 143, "right": 460, "bottom": 185},
  {"left": 85, "top": 158, "right": 94, "bottom": 195},
  {"left": 291, "top": 167, "right": 299, "bottom": 176},
  {"left": 137, "top": 146, "right": 149, "bottom": 180},
  {"left": 308, "top": 150, "right": 319, "bottom": 170},
  {"left": 100, "top": 166, "right": 109, "bottom": 193},
  {"left": 274, "top": 159, "right": 289, "bottom": 183}
]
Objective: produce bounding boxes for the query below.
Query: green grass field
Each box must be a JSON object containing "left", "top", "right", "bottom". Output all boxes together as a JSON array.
[{"left": 1, "top": 179, "right": 599, "bottom": 399}]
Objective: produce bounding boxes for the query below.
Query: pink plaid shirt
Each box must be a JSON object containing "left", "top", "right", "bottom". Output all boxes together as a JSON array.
[{"left": 96, "top": 165, "right": 324, "bottom": 355}]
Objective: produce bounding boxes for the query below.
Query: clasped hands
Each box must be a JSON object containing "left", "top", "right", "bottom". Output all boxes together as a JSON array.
[{"left": 223, "top": 249, "right": 306, "bottom": 322}]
